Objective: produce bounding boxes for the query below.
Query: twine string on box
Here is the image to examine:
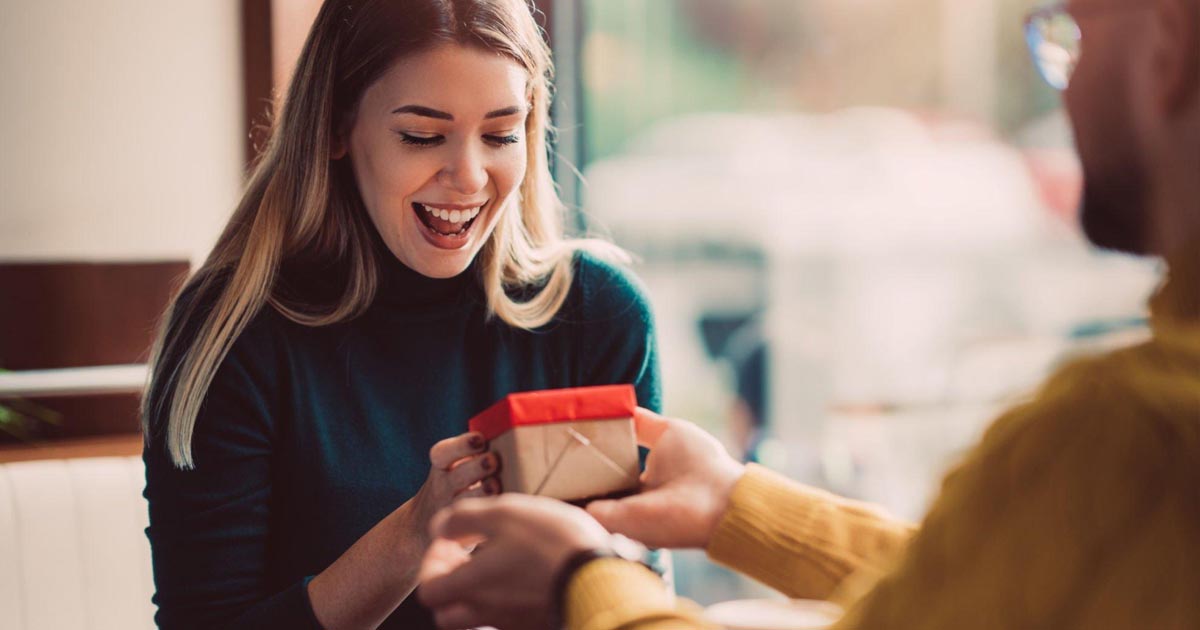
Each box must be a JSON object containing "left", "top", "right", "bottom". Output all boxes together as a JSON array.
[{"left": 531, "top": 427, "right": 637, "bottom": 496}]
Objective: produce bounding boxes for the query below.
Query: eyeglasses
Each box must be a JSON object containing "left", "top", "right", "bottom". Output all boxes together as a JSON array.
[
  {"left": 1023, "top": 2, "right": 1150, "bottom": 91},
  {"left": 1024, "top": 4, "right": 1082, "bottom": 91}
]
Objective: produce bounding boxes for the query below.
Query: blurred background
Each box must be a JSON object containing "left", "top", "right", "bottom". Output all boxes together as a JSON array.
[{"left": 0, "top": 0, "right": 1162, "bottom": 620}]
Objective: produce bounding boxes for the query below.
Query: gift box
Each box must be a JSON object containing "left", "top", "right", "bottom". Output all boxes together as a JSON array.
[{"left": 468, "top": 385, "right": 640, "bottom": 502}]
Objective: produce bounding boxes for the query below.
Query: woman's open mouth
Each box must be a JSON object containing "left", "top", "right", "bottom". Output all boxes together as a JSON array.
[{"left": 413, "top": 201, "right": 485, "bottom": 248}]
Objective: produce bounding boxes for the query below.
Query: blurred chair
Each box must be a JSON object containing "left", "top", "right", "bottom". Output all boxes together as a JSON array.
[{"left": 0, "top": 453, "right": 154, "bottom": 630}]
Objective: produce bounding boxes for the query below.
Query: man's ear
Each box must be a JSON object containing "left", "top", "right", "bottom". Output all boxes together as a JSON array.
[{"left": 1153, "top": 0, "right": 1200, "bottom": 115}]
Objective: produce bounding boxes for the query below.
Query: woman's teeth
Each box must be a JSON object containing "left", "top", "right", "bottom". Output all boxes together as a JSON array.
[{"left": 418, "top": 203, "right": 482, "bottom": 225}]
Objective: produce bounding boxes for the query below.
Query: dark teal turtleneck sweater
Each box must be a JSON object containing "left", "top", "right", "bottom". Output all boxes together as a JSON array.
[{"left": 142, "top": 251, "right": 662, "bottom": 629}]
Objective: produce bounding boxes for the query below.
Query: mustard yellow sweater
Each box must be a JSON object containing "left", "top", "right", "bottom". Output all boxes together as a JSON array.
[{"left": 566, "top": 248, "right": 1200, "bottom": 630}]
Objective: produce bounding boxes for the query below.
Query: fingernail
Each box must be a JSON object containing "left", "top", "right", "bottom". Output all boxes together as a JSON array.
[
  {"left": 486, "top": 479, "right": 500, "bottom": 495},
  {"left": 481, "top": 455, "right": 494, "bottom": 472},
  {"left": 468, "top": 434, "right": 484, "bottom": 450}
]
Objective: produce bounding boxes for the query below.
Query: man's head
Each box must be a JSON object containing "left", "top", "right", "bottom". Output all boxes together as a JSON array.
[{"left": 1062, "top": 0, "right": 1200, "bottom": 256}]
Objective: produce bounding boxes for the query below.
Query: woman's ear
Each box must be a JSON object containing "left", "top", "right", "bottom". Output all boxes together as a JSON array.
[
  {"left": 331, "top": 134, "right": 348, "bottom": 160},
  {"left": 331, "top": 116, "right": 351, "bottom": 160}
]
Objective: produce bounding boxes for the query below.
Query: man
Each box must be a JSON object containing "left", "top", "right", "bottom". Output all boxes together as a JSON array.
[{"left": 418, "top": 1, "right": 1200, "bottom": 628}]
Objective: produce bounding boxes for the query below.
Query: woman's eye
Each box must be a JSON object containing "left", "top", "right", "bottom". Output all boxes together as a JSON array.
[
  {"left": 399, "top": 133, "right": 443, "bottom": 147},
  {"left": 484, "top": 133, "right": 521, "bottom": 147}
]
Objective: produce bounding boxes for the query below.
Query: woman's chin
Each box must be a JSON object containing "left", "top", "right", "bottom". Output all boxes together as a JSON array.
[
  {"left": 411, "top": 256, "right": 475, "bottom": 279},
  {"left": 392, "top": 236, "right": 482, "bottom": 279}
]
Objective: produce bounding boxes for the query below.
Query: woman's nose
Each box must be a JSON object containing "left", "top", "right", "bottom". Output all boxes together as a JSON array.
[{"left": 438, "top": 144, "right": 488, "bottom": 195}]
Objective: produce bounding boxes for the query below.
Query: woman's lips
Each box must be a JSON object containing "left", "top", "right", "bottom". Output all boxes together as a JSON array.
[{"left": 413, "top": 201, "right": 486, "bottom": 250}]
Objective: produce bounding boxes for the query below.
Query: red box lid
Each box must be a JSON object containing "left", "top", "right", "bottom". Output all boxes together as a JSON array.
[{"left": 468, "top": 385, "right": 637, "bottom": 441}]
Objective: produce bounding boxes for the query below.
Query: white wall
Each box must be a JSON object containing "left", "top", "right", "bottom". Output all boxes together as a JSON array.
[{"left": 0, "top": 0, "right": 244, "bottom": 264}]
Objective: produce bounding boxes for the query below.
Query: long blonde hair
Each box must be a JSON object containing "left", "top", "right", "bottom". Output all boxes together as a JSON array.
[{"left": 144, "top": 0, "right": 624, "bottom": 469}]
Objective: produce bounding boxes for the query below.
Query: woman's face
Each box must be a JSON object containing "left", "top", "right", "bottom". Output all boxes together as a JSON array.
[{"left": 342, "top": 44, "right": 529, "bottom": 279}]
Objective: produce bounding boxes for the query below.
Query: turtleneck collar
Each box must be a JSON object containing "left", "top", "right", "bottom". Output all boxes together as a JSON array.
[
  {"left": 373, "top": 248, "right": 484, "bottom": 309},
  {"left": 368, "top": 226, "right": 485, "bottom": 310},
  {"left": 273, "top": 229, "right": 486, "bottom": 317}
]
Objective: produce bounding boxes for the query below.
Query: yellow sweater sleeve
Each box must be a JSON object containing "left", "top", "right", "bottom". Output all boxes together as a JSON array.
[
  {"left": 565, "top": 559, "right": 712, "bottom": 630},
  {"left": 565, "top": 466, "right": 915, "bottom": 630},
  {"left": 708, "top": 465, "right": 915, "bottom": 601}
]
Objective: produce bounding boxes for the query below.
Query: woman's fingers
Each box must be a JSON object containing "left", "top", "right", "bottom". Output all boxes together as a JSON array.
[
  {"left": 430, "top": 432, "right": 486, "bottom": 470},
  {"left": 454, "top": 477, "right": 501, "bottom": 499},
  {"left": 447, "top": 453, "right": 498, "bottom": 492}
]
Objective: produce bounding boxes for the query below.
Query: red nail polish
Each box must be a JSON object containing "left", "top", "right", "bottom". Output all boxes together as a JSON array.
[
  {"left": 469, "top": 435, "right": 483, "bottom": 450},
  {"left": 481, "top": 456, "right": 494, "bottom": 472}
]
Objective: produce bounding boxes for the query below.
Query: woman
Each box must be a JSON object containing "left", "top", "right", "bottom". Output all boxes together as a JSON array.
[{"left": 141, "top": 1, "right": 661, "bottom": 628}]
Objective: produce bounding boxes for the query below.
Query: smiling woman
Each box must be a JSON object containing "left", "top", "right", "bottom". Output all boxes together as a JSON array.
[{"left": 139, "top": 1, "right": 661, "bottom": 629}]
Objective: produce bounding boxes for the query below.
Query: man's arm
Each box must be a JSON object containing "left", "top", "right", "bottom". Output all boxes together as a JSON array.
[
  {"left": 707, "top": 464, "right": 915, "bottom": 600},
  {"left": 565, "top": 462, "right": 917, "bottom": 630},
  {"left": 586, "top": 411, "right": 914, "bottom": 601},
  {"left": 565, "top": 451, "right": 915, "bottom": 630}
]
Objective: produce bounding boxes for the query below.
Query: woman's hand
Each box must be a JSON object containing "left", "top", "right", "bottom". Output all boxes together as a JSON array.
[
  {"left": 408, "top": 431, "right": 501, "bottom": 545},
  {"left": 306, "top": 431, "right": 499, "bottom": 629},
  {"left": 586, "top": 408, "right": 746, "bottom": 549}
]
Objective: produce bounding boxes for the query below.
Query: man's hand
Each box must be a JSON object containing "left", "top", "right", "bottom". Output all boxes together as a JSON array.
[
  {"left": 586, "top": 408, "right": 746, "bottom": 549},
  {"left": 418, "top": 494, "right": 611, "bottom": 630}
]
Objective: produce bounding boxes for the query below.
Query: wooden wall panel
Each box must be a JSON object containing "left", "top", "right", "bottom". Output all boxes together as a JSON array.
[
  {"left": 0, "top": 263, "right": 189, "bottom": 370},
  {"left": 0, "top": 262, "right": 189, "bottom": 444}
]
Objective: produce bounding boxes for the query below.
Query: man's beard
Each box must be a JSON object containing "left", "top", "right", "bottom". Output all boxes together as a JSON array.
[{"left": 1079, "top": 162, "right": 1151, "bottom": 256}]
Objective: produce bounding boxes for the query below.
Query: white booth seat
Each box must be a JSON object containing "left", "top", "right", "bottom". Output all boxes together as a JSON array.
[{"left": 0, "top": 456, "right": 155, "bottom": 630}]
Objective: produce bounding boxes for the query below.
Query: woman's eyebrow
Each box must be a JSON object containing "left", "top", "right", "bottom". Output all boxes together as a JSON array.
[
  {"left": 392, "top": 105, "right": 453, "bottom": 120},
  {"left": 483, "top": 105, "right": 525, "bottom": 119},
  {"left": 390, "top": 104, "right": 527, "bottom": 120}
]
